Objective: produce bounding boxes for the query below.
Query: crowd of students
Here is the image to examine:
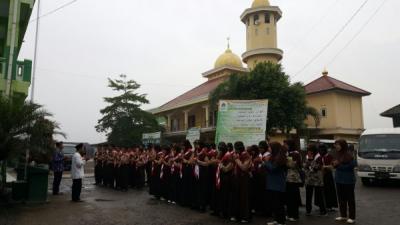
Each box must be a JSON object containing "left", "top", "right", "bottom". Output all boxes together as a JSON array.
[{"left": 94, "top": 139, "right": 357, "bottom": 225}]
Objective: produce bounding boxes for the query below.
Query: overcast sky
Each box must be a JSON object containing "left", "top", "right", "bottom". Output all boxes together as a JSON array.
[{"left": 18, "top": 0, "right": 399, "bottom": 143}]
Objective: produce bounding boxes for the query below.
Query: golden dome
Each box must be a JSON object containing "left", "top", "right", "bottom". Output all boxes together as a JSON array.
[
  {"left": 251, "top": 0, "right": 270, "bottom": 8},
  {"left": 214, "top": 48, "right": 243, "bottom": 69}
]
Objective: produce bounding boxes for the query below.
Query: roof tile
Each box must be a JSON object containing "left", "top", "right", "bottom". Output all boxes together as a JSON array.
[
  {"left": 304, "top": 75, "right": 371, "bottom": 96},
  {"left": 156, "top": 77, "right": 226, "bottom": 112}
]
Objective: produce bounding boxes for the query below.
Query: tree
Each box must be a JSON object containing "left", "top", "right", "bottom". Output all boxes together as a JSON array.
[
  {"left": 210, "top": 62, "right": 317, "bottom": 135},
  {"left": 305, "top": 106, "right": 321, "bottom": 128},
  {"left": 0, "top": 95, "right": 62, "bottom": 190},
  {"left": 0, "top": 95, "right": 62, "bottom": 162},
  {"left": 96, "top": 74, "right": 161, "bottom": 147}
]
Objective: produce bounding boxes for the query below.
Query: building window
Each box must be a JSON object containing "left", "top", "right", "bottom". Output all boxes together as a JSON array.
[
  {"left": 188, "top": 115, "right": 196, "bottom": 128},
  {"left": 321, "top": 108, "right": 327, "bottom": 117},
  {"left": 265, "top": 13, "right": 270, "bottom": 23},
  {"left": 255, "top": 28, "right": 258, "bottom": 36},
  {"left": 254, "top": 14, "right": 260, "bottom": 25},
  {"left": 172, "top": 119, "right": 179, "bottom": 132},
  {"left": 209, "top": 111, "right": 218, "bottom": 127},
  {"left": 266, "top": 27, "right": 270, "bottom": 35},
  {"left": 247, "top": 18, "right": 250, "bottom": 26},
  {"left": 17, "top": 66, "right": 23, "bottom": 77}
]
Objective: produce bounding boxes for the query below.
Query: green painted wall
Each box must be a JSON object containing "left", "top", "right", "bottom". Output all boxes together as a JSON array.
[{"left": 0, "top": 0, "right": 35, "bottom": 97}]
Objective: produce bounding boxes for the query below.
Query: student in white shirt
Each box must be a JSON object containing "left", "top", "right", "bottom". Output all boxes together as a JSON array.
[{"left": 71, "top": 143, "right": 87, "bottom": 202}]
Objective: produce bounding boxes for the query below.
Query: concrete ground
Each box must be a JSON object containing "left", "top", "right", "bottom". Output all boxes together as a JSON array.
[{"left": 1, "top": 174, "right": 400, "bottom": 225}]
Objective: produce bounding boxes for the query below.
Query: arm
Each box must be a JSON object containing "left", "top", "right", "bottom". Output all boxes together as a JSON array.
[
  {"left": 53, "top": 152, "right": 63, "bottom": 162},
  {"left": 197, "top": 156, "right": 209, "bottom": 166},
  {"left": 335, "top": 160, "right": 356, "bottom": 171},
  {"left": 221, "top": 162, "right": 233, "bottom": 172},
  {"left": 75, "top": 154, "right": 85, "bottom": 168},
  {"left": 235, "top": 159, "right": 251, "bottom": 172},
  {"left": 264, "top": 161, "right": 282, "bottom": 172}
]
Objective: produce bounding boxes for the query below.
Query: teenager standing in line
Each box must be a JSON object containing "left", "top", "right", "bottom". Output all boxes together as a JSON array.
[
  {"left": 284, "top": 139, "right": 303, "bottom": 222},
  {"left": 333, "top": 139, "right": 357, "bottom": 224},
  {"left": 265, "top": 142, "right": 287, "bottom": 225}
]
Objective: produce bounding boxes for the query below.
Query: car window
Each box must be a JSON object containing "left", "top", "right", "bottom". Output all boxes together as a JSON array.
[{"left": 63, "top": 146, "right": 76, "bottom": 155}]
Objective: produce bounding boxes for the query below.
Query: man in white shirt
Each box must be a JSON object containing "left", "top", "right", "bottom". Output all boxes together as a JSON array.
[{"left": 71, "top": 143, "right": 86, "bottom": 202}]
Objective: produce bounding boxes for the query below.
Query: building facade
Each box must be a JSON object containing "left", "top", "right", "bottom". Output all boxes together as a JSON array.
[
  {"left": 0, "top": 0, "right": 35, "bottom": 97},
  {"left": 381, "top": 105, "right": 400, "bottom": 128},
  {"left": 151, "top": 0, "right": 370, "bottom": 144}
]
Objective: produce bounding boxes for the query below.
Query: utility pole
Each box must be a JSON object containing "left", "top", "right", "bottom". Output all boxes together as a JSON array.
[{"left": 31, "top": 0, "right": 41, "bottom": 102}]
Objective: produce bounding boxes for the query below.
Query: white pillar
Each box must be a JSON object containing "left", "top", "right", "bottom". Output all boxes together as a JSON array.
[
  {"left": 203, "top": 105, "right": 209, "bottom": 128},
  {"left": 183, "top": 110, "right": 189, "bottom": 130},
  {"left": 166, "top": 114, "right": 172, "bottom": 132}
]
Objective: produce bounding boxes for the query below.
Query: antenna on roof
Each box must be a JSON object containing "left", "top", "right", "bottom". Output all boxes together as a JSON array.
[{"left": 227, "top": 37, "right": 230, "bottom": 49}]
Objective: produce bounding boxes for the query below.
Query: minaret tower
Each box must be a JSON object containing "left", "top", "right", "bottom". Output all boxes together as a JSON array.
[{"left": 241, "top": 0, "right": 283, "bottom": 69}]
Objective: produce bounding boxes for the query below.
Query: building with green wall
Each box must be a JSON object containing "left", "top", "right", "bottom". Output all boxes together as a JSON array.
[{"left": 0, "top": 0, "right": 35, "bottom": 97}]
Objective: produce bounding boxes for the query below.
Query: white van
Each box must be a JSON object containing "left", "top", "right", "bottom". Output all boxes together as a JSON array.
[{"left": 357, "top": 128, "right": 400, "bottom": 185}]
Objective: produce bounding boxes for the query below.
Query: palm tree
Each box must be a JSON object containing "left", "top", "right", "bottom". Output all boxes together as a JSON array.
[
  {"left": 305, "top": 106, "right": 321, "bottom": 129},
  {"left": 0, "top": 95, "right": 63, "bottom": 188}
]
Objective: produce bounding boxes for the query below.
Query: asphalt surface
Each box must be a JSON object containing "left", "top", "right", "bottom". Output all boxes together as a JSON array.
[{"left": 1, "top": 174, "right": 400, "bottom": 225}]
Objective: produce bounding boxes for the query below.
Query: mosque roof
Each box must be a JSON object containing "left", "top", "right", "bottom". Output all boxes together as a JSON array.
[
  {"left": 381, "top": 104, "right": 400, "bottom": 117},
  {"left": 214, "top": 48, "right": 243, "bottom": 69},
  {"left": 152, "top": 76, "right": 226, "bottom": 114},
  {"left": 305, "top": 72, "right": 371, "bottom": 96},
  {"left": 252, "top": 0, "right": 270, "bottom": 8}
]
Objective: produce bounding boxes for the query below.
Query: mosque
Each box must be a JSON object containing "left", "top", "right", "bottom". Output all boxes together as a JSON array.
[{"left": 150, "top": 0, "right": 371, "bottom": 144}]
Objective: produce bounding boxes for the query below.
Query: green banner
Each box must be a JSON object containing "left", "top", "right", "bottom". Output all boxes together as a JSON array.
[{"left": 215, "top": 99, "right": 268, "bottom": 147}]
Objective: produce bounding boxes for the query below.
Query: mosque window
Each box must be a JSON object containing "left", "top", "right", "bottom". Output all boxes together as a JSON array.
[
  {"left": 255, "top": 28, "right": 258, "bottom": 36},
  {"left": 321, "top": 108, "right": 327, "bottom": 117},
  {"left": 265, "top": 13, "right": 270, "bottom": 23},
  {"left": 254, "top": 14, "right": 260, "bottom": 25},
  {"left": 247, "top": 18, "right": 250, "bottom": 26},
  {"left": 266, "top": 27, "right": 270, "bottom": 35}
]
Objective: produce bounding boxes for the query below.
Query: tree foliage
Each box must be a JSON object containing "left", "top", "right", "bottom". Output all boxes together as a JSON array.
[
  {"left": 210, "top": 62, "right": 318, "bottom": 135},
  {"left": 0, "top": 95, "right": 62, "bottom": 163},
  {"left": 96, "top": 74, "right": 161, "bottom": 147}
]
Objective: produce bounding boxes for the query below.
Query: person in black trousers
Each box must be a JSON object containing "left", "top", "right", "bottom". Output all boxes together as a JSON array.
[
  {"left": 71, "top": 143, "right": 86, "bottom": 202},
  {"left": 284, "top": 139, "right": 303, "bottom": 222},
  {"left": 304, "top": 144, "right": 327, "bottom": 216},
  {"left": 264, "top": 142, "right": 287, "bottom": 225},
  {"left": 333, "top": 139, "right": 357, "bottom": 224},
  {"left": 52, "top": 142, "right": 65, "bottom": 195}
]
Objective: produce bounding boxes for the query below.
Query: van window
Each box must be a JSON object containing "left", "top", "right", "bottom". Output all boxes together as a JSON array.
[{"left": 359, "top": 134, "right": 400, "bottom": 153}]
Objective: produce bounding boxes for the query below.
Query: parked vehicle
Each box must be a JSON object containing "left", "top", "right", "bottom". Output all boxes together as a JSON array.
[
  {"left": 357, "top": 128, "right": 400, "bottom": 185},
  {"left": 62, "top": 143, "right": 78, "bottom": 171}
]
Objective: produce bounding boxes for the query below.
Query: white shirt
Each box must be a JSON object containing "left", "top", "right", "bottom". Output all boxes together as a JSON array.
[{"left": 71, "top": 152, "right": 85, "bottom": 179}]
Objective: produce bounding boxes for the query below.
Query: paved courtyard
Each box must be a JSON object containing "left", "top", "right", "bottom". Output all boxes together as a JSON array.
[{"left": 1, "top": 175, "right": 400, "bottom": 225}]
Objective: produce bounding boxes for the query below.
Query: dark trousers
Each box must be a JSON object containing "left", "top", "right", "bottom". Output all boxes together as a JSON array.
[
  {"left": 336, "top": 183, "right": 356, "bottom": 220},
  {"left": 52, "top": 171, "right": 63, "bottom": 195},
  {"left": 267, "top": 190, "right": 286, "bottom": 224},
  {"left": 286, "top": 182, "right": 301, "bottom": 219},
  {"left": 72, "top": 179, "right": 82, "bottom": 201},
  {"left": 306, "top": 185, "right": 326, "bottom": 214}
]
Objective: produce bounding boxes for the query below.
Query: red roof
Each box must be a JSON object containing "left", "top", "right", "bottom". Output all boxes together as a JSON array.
[
  {"left": 155, "top": 77, "right": 226, "bottom": 113},
  {"left": 305, "top": 75, "right": 371, "bottom": 96}
]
